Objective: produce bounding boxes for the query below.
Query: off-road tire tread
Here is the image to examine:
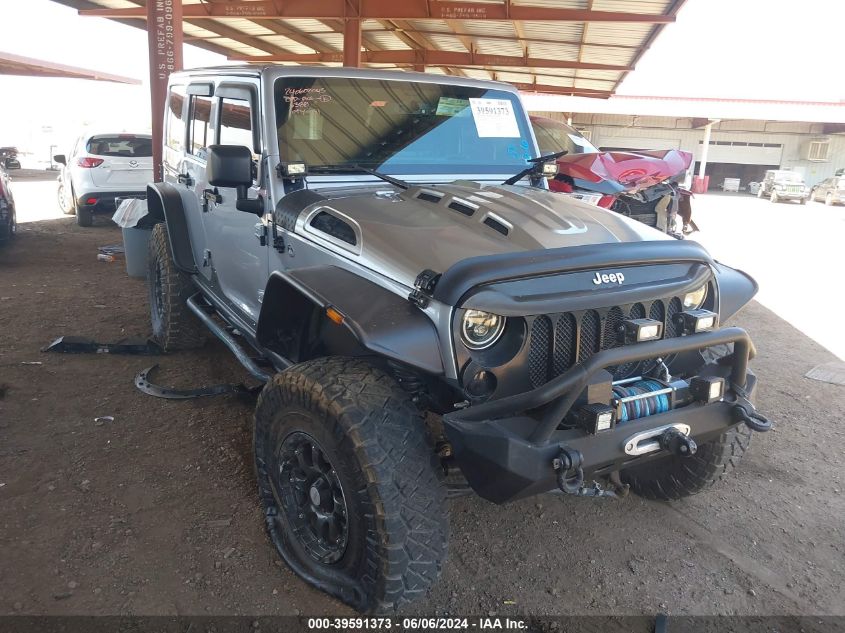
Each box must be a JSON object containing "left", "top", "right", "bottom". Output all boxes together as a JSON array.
[
  {"left": 622, "top": 424, "right": 752, "bottom": 501},
  {"left": 254, "top": 357, "right": 448, "bottom": 612},
  {"left": 148, "top": 223, "right": 206, "bottom": 350}
]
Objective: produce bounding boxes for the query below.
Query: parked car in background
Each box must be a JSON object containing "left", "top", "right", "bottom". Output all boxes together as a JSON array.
[
  {"left": 0, "top": 146, "right": 21, "bottom": 170},
  {"left": 54, "top": 133, "right": 153, "bottom": 226},
  {"left": 757, "top": 169, "right": 809, "bottom": 204},
  {"left": 0, "top": 164, "right": 17, "bottom": 246},
  {"left": 810, "top": 175, "right": 845, "bottom": 206},
  {"left": 531, "top": 116, "right": 694, "bottom": 236}
]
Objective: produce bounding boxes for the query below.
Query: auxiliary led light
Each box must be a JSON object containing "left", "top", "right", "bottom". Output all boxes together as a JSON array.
[
  {"left": 676, "top": 309, "right": 719, "bottom": 335},
  {"left": 623, "top": 318, "right": 664, "bottom": 344}
]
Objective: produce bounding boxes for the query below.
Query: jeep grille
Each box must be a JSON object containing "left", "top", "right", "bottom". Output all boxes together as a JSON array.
[{"left": 527, "top": 296, "right": 684, "bottom": 386}]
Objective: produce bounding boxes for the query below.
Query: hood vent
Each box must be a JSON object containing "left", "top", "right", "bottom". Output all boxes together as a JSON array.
[
  {"left": 448, "top": 200, "right": 476, "bottom": 217},
  {"left": 416, "top": 190, "right": 444, "bottom": 204},
  {"left": 483, "top": 214, "right": 510, "bottom": 236}
]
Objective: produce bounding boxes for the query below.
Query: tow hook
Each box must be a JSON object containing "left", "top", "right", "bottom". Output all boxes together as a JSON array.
[
  {"left": 732, "top": 403, "right": 773, "bottom": 433},
  {"left": 659, "top": 427, "right": 698, "bottom": 457},
  {"left": 552, "top": 447, "right": 584, "bottom": 495}
]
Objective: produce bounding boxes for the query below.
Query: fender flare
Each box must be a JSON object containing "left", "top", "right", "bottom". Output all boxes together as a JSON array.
[
  {"left": 257, "top": 266, "right": 444, "bottom": 376},
  {"left": 714, "top": 262, "right": 758, "bottom": 321},
  {"left": 145, "top": 183, "right": 198, "bottom": 274}
]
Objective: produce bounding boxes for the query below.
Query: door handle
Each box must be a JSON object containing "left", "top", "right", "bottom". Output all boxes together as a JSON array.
[{"left": 177, "top": 172, "right": 194, "bottom": 187}]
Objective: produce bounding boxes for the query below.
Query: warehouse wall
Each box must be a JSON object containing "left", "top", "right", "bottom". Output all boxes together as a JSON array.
[{"left": 534, "top": 112, "right": 845, "bottom": 186}]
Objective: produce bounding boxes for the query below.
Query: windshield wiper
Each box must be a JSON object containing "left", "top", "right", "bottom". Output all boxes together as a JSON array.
[
  {"left": 308, "top": 164, "right": 410, "bottom": 190},
  {"left": 502, "top": 150, "right": 569, "bottom": 186}
]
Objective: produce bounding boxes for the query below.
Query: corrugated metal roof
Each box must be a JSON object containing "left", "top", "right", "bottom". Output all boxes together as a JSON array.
[{"left": 48, "top": 0, "right": 686, "bottom": 97}]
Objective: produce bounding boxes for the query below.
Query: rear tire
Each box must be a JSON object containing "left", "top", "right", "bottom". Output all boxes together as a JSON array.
[
  {"left": 254, "top": 357, "right": 448, "bottom": 612},
  {"left": 622, "top": 424, "right": 753, "bottom": 501},
  {"left": 76, "top": 206, "right": 93, "bottom": 227},
  {"left": 147, "top": 223, "right": 206, "bottom": 350},
  {"left": 0, "top": 207, "right": 15, "bottom": 246}
]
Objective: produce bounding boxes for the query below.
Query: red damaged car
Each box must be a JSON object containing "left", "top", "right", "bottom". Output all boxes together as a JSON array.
[{"left": 531, "top": 115, "right": 695, "bottom": 237}]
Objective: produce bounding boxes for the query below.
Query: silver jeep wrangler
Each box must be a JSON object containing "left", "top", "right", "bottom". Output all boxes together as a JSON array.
[{"left": 146, "top": 66, "right": 770, "bottom": 612}]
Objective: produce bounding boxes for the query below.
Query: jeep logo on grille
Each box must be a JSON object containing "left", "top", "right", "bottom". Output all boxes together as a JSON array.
[{"left": 592, "top": 271, "right": 625, "bottom": 285}]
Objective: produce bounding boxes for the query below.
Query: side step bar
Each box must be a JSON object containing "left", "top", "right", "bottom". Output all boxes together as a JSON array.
[{"left": 186, "top": 294, "right": 272, "bottom": 383}]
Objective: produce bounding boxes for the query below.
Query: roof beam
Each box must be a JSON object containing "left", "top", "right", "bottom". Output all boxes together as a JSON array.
[
  {"left": 230, "top": 50, "right": 631, "bottom": 71},
  {"left": 250, "top": 19, "right": 335, "bottom": 53},
  {"left": 80, "top": 2, "right": 677, "bottom": 23},
  {"left": 511, "top": 83, "right": 611, "bottom": 97},
  {"left": 187, "top": 18, "right": 296, "bottom": 55}
]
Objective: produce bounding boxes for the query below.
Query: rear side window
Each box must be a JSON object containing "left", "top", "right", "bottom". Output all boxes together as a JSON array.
[
  {"left": 219, "top": 97, "right": 254, "bottom": 151},
  {"left": 166, "top": 85, "right": 186, "bottom": 150},
  {"left": 86, "top": 135, "right": 153, "bottom": 157},
  {"left": 188, "top": 95, "right": 213, "bottom": 159}
]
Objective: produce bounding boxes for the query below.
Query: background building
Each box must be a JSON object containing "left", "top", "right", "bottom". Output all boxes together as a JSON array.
[{"left": 528, "top": 95, "right": 845, "bottom": 190}]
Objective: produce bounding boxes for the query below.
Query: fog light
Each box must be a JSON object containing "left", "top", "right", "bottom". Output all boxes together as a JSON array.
[
  {"left": 466, "top": 370, "right": 496, "bottom": 399},
  {"left": 689, "top": 376, "right": 725, "bottom": 403},
  {"left": 623, "top": 318, "right": 664, "bottom": 344},
  {"left": 577, "top": 403, "right": 616, "bottom": 434},
  {"left": 676, "top": 309, "right": 719, "bottom": 335}
]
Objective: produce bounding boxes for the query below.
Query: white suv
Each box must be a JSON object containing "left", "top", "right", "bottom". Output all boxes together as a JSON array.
[{"left": 55, "top": 133, "right": 153, "bottom": 226}]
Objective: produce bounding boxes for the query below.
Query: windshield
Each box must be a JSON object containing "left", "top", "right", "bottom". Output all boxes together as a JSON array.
[
  {"left": 531, "top": 117, "right": 598, "bottom": 156},
  {"left": 86, "top": 135, "right": 152, "bottom": 157},
  {"left": 274, "top": 77, "right": 536, "bottom": 175}
]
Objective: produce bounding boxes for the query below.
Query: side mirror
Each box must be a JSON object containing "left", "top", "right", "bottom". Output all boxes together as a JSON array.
[
  {"left": 207, "top": 145, "right": 259, "bottom": 214},
  {"left": 207, "top": 144, "right": 252, "bottom": 189},
  {"left": 54, "top": 154, "right": 66, "bottom": 165}
]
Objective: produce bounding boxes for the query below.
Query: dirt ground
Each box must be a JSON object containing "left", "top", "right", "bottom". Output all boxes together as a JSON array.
[{"left": 0, "top": 184, "right": 843, "bottom": 618}]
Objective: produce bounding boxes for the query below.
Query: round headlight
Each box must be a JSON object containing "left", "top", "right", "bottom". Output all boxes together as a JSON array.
[
  {"left": 461, "top": 310, "right": 506, "bottom": 350},
  {"left": 683, "top": 284, "right": 708, "bottom": 309}
]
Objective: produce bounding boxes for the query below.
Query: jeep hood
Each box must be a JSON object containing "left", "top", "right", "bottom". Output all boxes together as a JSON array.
[{"left": 293, "top": 181, "right": 671, "bottom": 289}]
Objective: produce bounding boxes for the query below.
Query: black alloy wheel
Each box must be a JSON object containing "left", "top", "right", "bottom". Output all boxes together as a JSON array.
[{"left": 274, "top": 430, "right": 348, "bottom": 564}]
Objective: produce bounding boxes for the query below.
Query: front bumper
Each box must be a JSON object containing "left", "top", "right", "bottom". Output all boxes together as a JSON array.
[
  {"left": 443, "top": 327, "right": 757, "bottom": 504},
  {"left": 773, "top": 189, "right": 806, "bottom": 200}
]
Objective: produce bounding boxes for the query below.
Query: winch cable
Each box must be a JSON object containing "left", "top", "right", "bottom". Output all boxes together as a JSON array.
[{"left": 612, "top": 379, "right": 671, "bottom": 423}]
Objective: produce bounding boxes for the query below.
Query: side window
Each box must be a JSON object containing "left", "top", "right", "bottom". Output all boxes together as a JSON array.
[
  {"left": 188, "top": 95, "right": 213, "bottom": 159},
  {"left": 165, "top": 85, "right": 186, "bottom": 151},
  {"left": 218, "top": 97, "right": 254, "bottom": 154}
]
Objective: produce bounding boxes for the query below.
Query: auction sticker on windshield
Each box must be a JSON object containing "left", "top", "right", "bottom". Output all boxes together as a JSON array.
[{"left": 468, "top": 98, "right": 520, "bottom": 138}]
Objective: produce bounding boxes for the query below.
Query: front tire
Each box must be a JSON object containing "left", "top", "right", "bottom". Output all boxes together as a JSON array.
[
  {"left": 826, "top": 193, "right": 834, "bottom": 206},
  {"left": 58, "top": 183, "right": 75, "bottom": 215},
  {"left": 621, "top": 424, "right": 753, "bottom": 500},
  {"left": 254, "top": 357, "right": 448, "bottom": 612},
  {"left": 147, "top": 223, "right": 206, "bottom": 350},
  {"left": 770, "top": 191, "right": 779, "bottom": 203}
]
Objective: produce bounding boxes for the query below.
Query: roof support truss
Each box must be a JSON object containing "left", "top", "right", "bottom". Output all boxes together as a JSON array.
[{"left": 80, "top": 2, "right": 676, "bottom": 23}]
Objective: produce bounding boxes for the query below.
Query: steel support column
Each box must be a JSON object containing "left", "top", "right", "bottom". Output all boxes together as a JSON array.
[
  {"left": 147, "top": 0, "right": 183, "bottom": 180},
  {"left": 343, "top": 0, "right": 362, "bottom": 68},
  {"left": 698, "top": 122, "right": 712, "bottom": 177}
]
